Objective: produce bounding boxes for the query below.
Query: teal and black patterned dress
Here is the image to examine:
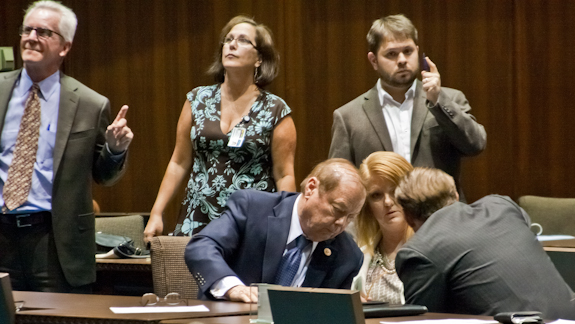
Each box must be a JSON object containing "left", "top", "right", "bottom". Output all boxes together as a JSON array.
[{"left": 173, "top": 84, "right": 292, "bottom": 236}]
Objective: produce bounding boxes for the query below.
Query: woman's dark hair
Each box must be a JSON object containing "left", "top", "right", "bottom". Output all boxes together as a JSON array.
[{"left": 207, "top": 15, "right": 279, "bottom": 88}]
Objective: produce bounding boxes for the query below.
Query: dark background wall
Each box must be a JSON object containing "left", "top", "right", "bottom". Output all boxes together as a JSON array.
[{"left": 1, "top": 1, "right": 574, "bottom": 232}]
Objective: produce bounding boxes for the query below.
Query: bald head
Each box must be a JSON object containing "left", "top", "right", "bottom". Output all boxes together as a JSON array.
[
  {"left": 300, "top": 158, "right": 365, "bottom": 195},
  {"left": 298, "top": 159, "right": 366, "bottom": 242}
]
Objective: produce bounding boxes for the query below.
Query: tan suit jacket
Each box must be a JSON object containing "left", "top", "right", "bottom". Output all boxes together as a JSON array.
[
  {"left": 329, "top": 80, "right": 486, "bottom": 200},
  {"left": 0, "top": 69, "right": 126, "bottom": 286}
]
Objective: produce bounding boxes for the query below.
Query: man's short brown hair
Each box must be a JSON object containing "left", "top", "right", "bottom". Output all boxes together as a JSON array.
[
  {"left": 395, "top": 168, "right": 458, "bottom": 223},
  {"left": 367, "top": 14, "right": 418, "bottom": 54}
]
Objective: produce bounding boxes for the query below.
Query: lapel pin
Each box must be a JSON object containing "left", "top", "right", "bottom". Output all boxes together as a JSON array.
[{"left": 324, "top": 248, "right": 331, "bottom": 256}]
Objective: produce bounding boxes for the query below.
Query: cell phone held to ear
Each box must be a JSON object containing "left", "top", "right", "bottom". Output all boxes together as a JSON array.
[{"left": 421, "top": 53, "right": 430, "bottom": 72}]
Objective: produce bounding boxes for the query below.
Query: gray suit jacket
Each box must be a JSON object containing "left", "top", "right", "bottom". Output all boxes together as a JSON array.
[
  {"left": 0, "top": 69, "right": 127, "bottom": 286},
  {"left": 396, "top": 195, "right": 575, "bottom": 320},
  {"left": 329, "top": 80, "right": 486, "bottom": 200}
]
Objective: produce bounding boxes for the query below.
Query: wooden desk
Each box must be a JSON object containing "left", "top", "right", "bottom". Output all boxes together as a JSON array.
[
  {"left": 14, "top": 291, "right": 252, "bottom": 324},
  {"left": 95, "top": 258, "right": 153, "bottom": 296},
  {"left": 542, "top": 238, "right": 575, "bottom": 251},
  {"left": 159, "top": 312, "right": 560, "bottom": 324},
  {"left": 160, "top": 313, "right": 499, "bottom": 324}
]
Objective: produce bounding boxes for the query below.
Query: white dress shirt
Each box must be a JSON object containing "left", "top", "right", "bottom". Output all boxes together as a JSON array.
[
  {"left": 210, "top": 194, "right": 318, "bottom": 298},
  {"left": 376, "top": 79, "right": 417, "bottom": 163}
]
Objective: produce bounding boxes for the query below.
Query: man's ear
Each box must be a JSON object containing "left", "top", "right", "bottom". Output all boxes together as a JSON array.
[
  {"left": 59, "top": 41, "right": 72, "bottom": 57},
  {"left": 304, "top": 177, "right": 319, "bottom": 199},
  {"left": 404, "top": 212, "right": 415, "bottom": 228},
  {"left": 367, "top": 52, "right": 378, "bottom": 71}
]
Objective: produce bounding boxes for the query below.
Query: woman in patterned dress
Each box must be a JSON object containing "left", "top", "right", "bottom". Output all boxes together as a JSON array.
[
  {"left": 352, "top": 152, "right": 413, "bottom": 303},
  {"left": 144, "top": 16, "right": 296, "bottom": 242}
]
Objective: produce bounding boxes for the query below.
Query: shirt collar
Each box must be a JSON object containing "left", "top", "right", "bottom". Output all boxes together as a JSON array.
[
  {"left": 376, "top": 78, "right": 417, "bottom": 106},
  {"left": 21, "top": 68, "right": 60, "bottom": 100},
  {"left": 288, "top": 194, "right": 305, "bottom": 244}
]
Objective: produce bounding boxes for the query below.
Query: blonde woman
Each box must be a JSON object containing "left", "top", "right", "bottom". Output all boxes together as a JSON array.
[{"left": 352, "top": 152, "right": 413, "bottom": 303}]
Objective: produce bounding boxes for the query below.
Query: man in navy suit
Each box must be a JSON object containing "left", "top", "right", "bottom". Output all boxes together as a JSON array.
[{"left": 185, "top": 158, "right": 366, "bottom": 302}]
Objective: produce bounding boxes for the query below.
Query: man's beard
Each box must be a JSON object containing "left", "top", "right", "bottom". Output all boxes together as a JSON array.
[{"left": 380, "top": 69, "right": 417, "bottom": 88}]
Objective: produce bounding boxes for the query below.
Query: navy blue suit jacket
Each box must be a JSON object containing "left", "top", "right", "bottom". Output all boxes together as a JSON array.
[{"left": 185, "top": 189, "right": 363, "bottom": 299}]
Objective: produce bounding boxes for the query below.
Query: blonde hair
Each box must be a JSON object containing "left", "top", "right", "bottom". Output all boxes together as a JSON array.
[
  {"left": 356, "top": 152, "right": 414, "bottom": 252},
  {"left": 367, "top": 14, "right": 418, "bottom": 54},
  {"left": 395, "top": 168, "right": 459, "bottom": 224}
]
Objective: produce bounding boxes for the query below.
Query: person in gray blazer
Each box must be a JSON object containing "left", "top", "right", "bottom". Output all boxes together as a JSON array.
[
  {"left": 329, "top": 14, "right": 486, "bottom": 201},
  {"left": 394, "top": 168, "right": 575, "bottom": 320},
  {"left": 0, "top": 0, "right": 133, "bottom": 292}
]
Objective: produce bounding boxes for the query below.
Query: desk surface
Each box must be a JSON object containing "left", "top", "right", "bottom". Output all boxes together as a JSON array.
[
  {"left": 160, "top": 313, "right": 498, "bottom": 324},
  {"left": 541, "top": 238, "right": 575, "bottom": 248},
  {"left": 15, "top": 291, "right": 252, "bottom": 324},
  {"left": 542, "top": 239, "right": 575, "bottom": 252}
]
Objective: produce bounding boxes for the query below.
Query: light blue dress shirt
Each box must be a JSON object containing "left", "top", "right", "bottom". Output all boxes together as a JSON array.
[{"left": 0, "top": 69, "right": 60, "bottom": 213}]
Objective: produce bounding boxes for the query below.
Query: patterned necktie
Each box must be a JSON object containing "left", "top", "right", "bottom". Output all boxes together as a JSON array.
[
  {"left": 275, "top": 234, "right": 311, "bottom": 286},
  {"left": 3, "top": 84, "right": 41, "bottom": 211}
]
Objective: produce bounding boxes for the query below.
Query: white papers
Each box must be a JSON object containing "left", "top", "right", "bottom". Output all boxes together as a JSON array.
[
  {"left": 380, "top": 319, "right": 497, "bottom": 324},
  {"left": 537, "top": 235, "right": 575, "bottom": 241},
  {"left": 110, "top": 305, "right": 209, "bottom": 314}
]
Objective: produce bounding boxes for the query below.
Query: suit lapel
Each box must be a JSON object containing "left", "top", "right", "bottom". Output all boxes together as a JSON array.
[
  {"left": 410, "top": 80, "right": 429, "bottom": 159},
  {"left": 362, "top": 86, "right": 393, "bottom": 151},
  {"left": 0, "top": 70, "right": 23, "bottom": 134},
  {"left": 261, "top": 194, "right": 298, "bottom": 283},
  {"left": 303, "top": 240, "right": 337, "bottom": 287},
  {"left": 53, "top": 73, "right": 79, "bottom": 177}
]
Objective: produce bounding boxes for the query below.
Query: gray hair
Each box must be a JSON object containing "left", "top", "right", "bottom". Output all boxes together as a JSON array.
[{"left": 24, "top": 0, "right": 77, "bottom": 43}]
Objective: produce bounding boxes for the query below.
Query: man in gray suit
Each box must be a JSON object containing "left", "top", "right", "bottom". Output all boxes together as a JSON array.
[
  {"left": 0, "top": 0, "right": 133, "bottom": 292},
  {"left": 329, "top": 14, "right": 486, "bottom": 201},
  {"left": 394, "top": 168, "right": 575, "bottom": 320}
]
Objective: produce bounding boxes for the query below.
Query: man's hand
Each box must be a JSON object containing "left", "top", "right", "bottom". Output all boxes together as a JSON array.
[
  {"left": 421, "top": 57, "right": 441, "bottom": 105},
  {"left": 106, "top": 105, "right": 133, "bottom": 154},
  {"left": 225, "top": 285, "right": 258, "bottom": 303}
]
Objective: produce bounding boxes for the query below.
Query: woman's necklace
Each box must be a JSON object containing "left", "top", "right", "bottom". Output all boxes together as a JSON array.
[
  {"left": 365, "top": 247, "right": 396, "bottom": 298},
  {"left": 376, "top": 247, "right": 396, "bottom": 274}
]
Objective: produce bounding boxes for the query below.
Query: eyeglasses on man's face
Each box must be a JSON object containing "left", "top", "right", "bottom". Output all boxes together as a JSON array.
[
  {"left": 222, "top": 36, "right": 256, "bottom": 49},
  {"left": 20, "top": 25, "right": 65, "bottom": 40}
]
